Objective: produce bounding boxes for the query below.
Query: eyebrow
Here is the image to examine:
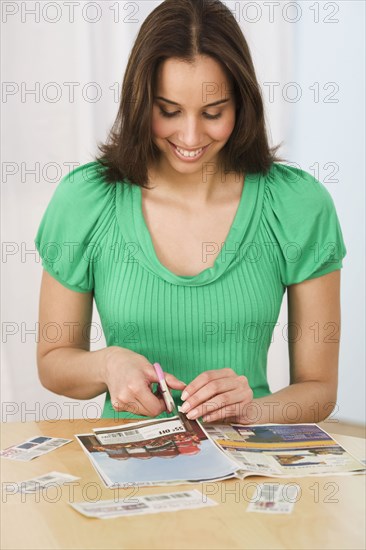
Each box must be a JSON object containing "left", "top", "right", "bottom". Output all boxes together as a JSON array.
[{"left": 154, "top": 96, "right": 230, "bottom": 108}]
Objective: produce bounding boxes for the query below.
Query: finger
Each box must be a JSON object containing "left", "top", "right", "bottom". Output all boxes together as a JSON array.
[
  {"left": 180, "top": 377, "right": 239, "bottom": 415},
  {"left": 113, "top": 383, "right": 164, "bottom": 417},
  {"left": 164, "top": 372, "right": 187, "bottom": 390},
  {"left": 138, "top": 384, "right": 167, "bottom": 416},
  {"left": 153, "top": 388, "right": 170, "bottom": 410},
  {"left": 111, "top": 397, "right": 143, "bottom": 416},
  {"left": 181, "top": 368, "right": 237, "bottom": 401},
  {"left": 186, "top": 387, "right": 250, "bottom": 421},
  {"left": 145, "top": 365, "right": 186, "bottom": 390},
  {"left": 144, "top": 365, "right": 162, "bottom": 385},
  {"left": 201, "top": 387, "right": 254, "bottom": 423},
  {"left": 202, "top": 405, "right": 241, "bottom": 423},
  {"left": 202, "top": 405, "right": 253, "bottom": 423}
]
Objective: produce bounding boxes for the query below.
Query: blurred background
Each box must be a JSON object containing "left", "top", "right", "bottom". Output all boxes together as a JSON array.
[{"left": 1, "top": 1, "right": 365, "bottom": 431}]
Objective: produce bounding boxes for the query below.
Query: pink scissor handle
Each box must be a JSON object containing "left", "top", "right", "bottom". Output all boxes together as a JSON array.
[
  {"left": 152, "top": 362, "right": 175, "bottom": 413},
  {"left": 153, "top": 362, "right": 165, "bottom": 382}
]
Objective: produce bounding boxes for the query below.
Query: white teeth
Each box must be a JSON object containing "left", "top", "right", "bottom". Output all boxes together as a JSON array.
[{"left": 176, "top": 146, "right": 203, "bottom": 158}]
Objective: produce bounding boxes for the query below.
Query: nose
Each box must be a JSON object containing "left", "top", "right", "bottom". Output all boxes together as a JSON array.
[{"left": 178, "top": 115, "right": 203, "bottom": 148}]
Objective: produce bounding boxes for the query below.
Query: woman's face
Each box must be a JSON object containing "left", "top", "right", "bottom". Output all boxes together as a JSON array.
[{"left": 151, "top": 55, "right": 237, "bottom": 178}]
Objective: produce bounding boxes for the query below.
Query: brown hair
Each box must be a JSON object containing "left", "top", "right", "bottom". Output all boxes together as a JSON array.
[{"left": 95, "top": 0, "right": 285, "bottom": 188}]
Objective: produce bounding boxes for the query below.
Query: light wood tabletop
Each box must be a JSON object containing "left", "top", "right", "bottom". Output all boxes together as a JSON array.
[{"left": 1, "top": 419, "right": 365, "bottom": 550}]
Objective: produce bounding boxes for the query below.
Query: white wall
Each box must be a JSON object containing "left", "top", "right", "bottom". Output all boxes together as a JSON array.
[
  {"left": 284, "top": 0, "right": 365, "bottom": 424},
  {"left": 1, "top": 1, "right": 363, "bottom": 425}
]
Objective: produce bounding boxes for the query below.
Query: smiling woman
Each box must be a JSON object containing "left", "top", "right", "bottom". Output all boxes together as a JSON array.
[
  {"left": 95, "top": 0, "right": 283, "bottom": 187},
  {"left": 34, "top": 0, "right": 347, "bottom": 425},
  {"left": 150, "top": 56, "right": 237, "bottom": 172}
]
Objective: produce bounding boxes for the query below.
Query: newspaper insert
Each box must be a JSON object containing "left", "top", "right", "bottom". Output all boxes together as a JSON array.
[
  {"left": 204, "top": 423, "right": 366, "bottom": 478},
  {"left": 76, "top": 414, "right": 241, "bottom": 488},
  {"left": 75, "top": 416, "right": 364, "bottom": 488}
]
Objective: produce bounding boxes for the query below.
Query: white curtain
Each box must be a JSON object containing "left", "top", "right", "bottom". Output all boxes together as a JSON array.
[{"left": 2, "top": 1, "right": 297, "bottom": 421}]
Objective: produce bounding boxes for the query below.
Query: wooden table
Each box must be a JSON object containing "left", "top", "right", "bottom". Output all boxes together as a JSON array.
[{"left": 1, "top": 419, "right": 365, "bottom": 550}]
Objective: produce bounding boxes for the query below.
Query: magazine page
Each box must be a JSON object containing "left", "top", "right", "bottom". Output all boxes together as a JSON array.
[
  {"left": 204, "top": 423, "right": 366, "bottom": 478},
  {"left": 75, "top": 414, "right": 241, "bottom": 488}
]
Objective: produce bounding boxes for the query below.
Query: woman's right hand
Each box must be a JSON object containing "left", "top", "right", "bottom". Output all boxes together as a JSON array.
[{"left": 102, "top": 346, "right": 186, "bottom": 417}]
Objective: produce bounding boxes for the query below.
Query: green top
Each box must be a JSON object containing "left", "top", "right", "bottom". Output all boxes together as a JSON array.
[{"left": 34, "top": 161, "right": 347, "bottom": 420}]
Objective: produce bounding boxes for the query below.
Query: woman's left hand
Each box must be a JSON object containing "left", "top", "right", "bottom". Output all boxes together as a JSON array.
[{"left": 180, "top": 368, "right": 253, "bottom": 423}]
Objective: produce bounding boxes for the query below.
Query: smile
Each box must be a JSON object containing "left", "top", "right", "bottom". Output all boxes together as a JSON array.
[{"left": 168, "top": 141, "right": 211, "bottom": 161}]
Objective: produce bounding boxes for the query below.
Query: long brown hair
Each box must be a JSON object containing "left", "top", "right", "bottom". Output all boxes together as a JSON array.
[{"left": 95, "top": 0, "right": 284, "bottom": 188}]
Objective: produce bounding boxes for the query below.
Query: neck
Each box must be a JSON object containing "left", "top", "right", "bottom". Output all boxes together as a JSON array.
[{"left": 147, "top": 159, "right": 243, "bottom": 204}]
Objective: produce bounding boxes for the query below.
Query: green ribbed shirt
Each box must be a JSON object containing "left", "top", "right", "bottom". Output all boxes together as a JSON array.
[{"left": 34, "top": 161, "right": 347, "bottom": 420}]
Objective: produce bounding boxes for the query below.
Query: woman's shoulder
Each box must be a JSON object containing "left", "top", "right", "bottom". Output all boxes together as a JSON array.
[
  {"left": 264, "top": 161, "right": 335, "bottom": 209},
  {"left": 260, "top": 162, "right": 346, "bottom": 285},
  {"left": 42, "top": 160, "right": 120, "bottom": 230},
  {"left": 34, "top": 161, "right": 118, "bottom": 292},
  {"left": 54, "top": 160, "right": 115, "bottom": 200}
]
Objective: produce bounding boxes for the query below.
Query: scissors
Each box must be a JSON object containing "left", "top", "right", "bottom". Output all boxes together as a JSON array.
[{"left": 153, "top": 362, "right": 177, "bottom": 414}]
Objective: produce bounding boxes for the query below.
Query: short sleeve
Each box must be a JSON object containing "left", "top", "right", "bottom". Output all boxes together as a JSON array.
[
  {"left": 262, "top": 163, "right": 347, "bottom": 287},
  {"left": 34, "top": 161, "right": 115, "bottom": 292}
]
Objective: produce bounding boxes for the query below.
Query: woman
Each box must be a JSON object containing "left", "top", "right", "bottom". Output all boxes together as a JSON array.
[{"left": 34, "top": 0, "right": 346, "bottom": 424}]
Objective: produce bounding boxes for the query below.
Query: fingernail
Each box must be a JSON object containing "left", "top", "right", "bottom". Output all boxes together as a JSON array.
[
  {"left": 180, "top": 402, "right": 190, "bottom": 413},
  {"left": 181, "top": 390, "right": 189, "bottom": 401},
  {"left": 186, "top": 409, "right": 198, "bottom": 419}
]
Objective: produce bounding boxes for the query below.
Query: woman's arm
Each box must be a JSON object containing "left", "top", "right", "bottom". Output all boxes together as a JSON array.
[
  {"left": 180, "top": 270, "right": 342, "bottom": 424},
  {"left": 36, "top": 269, "right": 108, "bottom": 399},
  {"left": 36, "top": 270, "right": 185, "bottom": 414},
  {"left": 249, "top": 269, "right": 341, "bottom": 424}
]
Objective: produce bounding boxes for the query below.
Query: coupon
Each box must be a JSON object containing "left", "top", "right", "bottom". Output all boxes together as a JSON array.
[
  {"left": 246, "top": 483, "right": 300, "bottom": 514},
  {"left": 94, "top": 419, "right": 186, "bottom": 445},
  {"left": 16, "top": 471, "right": 80, "bottom": 493},
  {"left": 0, "top": 436, "right": 72, "bottom": 461},
  {"left": 70, "top": 490, "right": 218, "bottom": 519}
]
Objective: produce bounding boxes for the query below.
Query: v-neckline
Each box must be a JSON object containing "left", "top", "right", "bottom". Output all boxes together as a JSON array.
[{"left": 124, "top": 171, "right": 263, "bottom": 286}]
